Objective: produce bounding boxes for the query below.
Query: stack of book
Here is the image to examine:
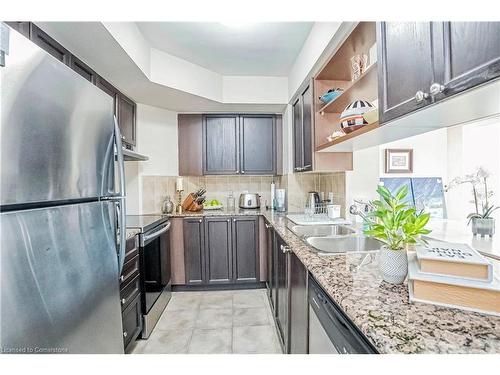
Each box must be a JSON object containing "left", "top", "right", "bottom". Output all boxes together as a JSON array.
[{"left": 408, "top": 240, "right": 500, "bottom": 316}]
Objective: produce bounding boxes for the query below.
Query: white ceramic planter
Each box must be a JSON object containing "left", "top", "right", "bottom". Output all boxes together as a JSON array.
[{"left": 379, "top": 246, "right": 408, "bottom": 284}]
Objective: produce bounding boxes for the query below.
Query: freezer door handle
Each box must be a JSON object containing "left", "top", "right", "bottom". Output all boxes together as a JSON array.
[{"left": 114, "top": 115, "right": 127, "bottom": 274}]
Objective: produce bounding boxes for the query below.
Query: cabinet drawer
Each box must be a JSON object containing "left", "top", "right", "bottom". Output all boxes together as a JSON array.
[
  {"left": 120, "top": 255, "right": 139, "bottom": 287},
  {"left": 120, "top": 275, "right": 140, "bottom": 311},
  {"left": 124, "top": 235, "right": 139, "bottom": 263},
  {"left": 122, "top": 294, "right": 142, "bottom": 351}
]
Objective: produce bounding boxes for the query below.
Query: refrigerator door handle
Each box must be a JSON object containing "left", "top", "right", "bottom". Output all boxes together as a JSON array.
[
  {"left": 113, "top": 115, "right": 127, "bottom": 274},
  {"left": 115, "top": 198, "right": 126, "bottom": 273}
]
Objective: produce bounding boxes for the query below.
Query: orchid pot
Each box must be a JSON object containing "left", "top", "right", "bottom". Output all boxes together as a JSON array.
[{"left": 471, "top": 217, "right": 495, "bottom": 237}]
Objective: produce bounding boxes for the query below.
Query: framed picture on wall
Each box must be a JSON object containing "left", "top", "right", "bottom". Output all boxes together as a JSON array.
[{"left": 385, "top": 149, "right": 413, "bottom": 173}]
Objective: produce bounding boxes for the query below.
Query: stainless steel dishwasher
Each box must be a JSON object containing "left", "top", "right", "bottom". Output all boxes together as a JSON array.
[{"left": 308, "top": 276, "right": 377, "bottom": 354}]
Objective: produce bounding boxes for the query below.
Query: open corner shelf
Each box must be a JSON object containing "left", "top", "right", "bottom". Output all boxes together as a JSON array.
[
  {"left": 317, "top": 63, "right": 378, "bottom": 114},
  {"left": 315, "top": 121, "right": 380, "bottom": 152}
]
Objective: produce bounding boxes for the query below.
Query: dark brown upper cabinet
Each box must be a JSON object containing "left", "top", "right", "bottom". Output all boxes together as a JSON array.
[
  {"left": 116, "top": 93, "right": 137, "bottom": 147},
  {"left": 7, "top": 22, "right": 138, "bottom": 150},
  {"left": 239, "top": 115, "right": 276, "bottom": 175},
  {"left": 30, "top": 23, "right": 71, "bottom": 65},
  {"left": 5, "top": 22, "right": 31, "bottom": 38},
  {"left": 204, "top": 217, "right": 233, "bottom": 285},
  {"left": 378, "top": 22, "right": 500, "bottom": 124},
  {"left": 203, "top": 115, "right": 239, "bottom": 175},
  {"left": 293, "top": 83, "right": 313, "bottom": 173},
  {"left": 232, "top": 216, "right": 259, "bottom": 284},
  {"left": 436, "top": 22, "right": 500, "bottom": 98},
  {"left": 182, "top": 114, "right": 280, "bottom": 176},
  {"left": 69, "top": 55, "right": 97, "bottom": 84}
]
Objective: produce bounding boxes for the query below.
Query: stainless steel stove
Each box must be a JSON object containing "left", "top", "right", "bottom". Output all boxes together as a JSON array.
[{"left": 126, "top": 215, "right": 171, "bottom": 338}]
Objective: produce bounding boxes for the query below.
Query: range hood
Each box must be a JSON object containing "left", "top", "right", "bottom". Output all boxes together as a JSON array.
[{"left": 121, "top": 147, "right": 149, "bottom": 161}]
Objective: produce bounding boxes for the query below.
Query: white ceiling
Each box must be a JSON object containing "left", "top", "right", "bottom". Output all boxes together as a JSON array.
[{"left": 135, "top": 22, "right": 313, "bottom": 76}]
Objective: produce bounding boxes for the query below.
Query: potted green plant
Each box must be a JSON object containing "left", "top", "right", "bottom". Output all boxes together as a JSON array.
[
  {"left": 445, "top": 167, "right": 498, "bottom": 237},
  {"left": 363, "top": 185, "right": 431, "bottom": 284}
]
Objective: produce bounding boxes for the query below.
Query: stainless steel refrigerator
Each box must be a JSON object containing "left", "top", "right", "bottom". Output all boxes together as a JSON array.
[{"left": 0, "top": 24, "right": 127, "bottom": 353}]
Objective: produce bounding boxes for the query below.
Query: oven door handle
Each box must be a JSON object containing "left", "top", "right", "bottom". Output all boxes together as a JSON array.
[{"left": 141, "top": 222, "right": 171, "bottom": 246}]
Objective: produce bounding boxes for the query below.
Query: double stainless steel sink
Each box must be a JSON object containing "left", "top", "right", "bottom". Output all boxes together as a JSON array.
[{"left": 290, "top": 224, "right": 383, "bottom": 254}]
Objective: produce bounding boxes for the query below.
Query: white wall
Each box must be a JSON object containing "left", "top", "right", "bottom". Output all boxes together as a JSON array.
[
  {"left": 103, "top": 22, "right": 151, "bottom": 77},
  {"left": 124, "top": 104, "right": 179, "bottom": 214},
  {"left": 448, "top": 117, "right": 500, "bottom": 220},
  {"left": 150, "top": 48, "right": 223, "bottom": 102},
  {"left": 136, "top": 104, "right": 179, "bottom": 176},
  {"left": 222, "top": 76, "right": 288, "bottom": 104},
  {"left": 345, "top": 128, "right": 448, "bottom": 221},
  {"left": 287, "top": 22, "right": 342, "bottom": 100},
  {"left": 379, "top": 128, "right": 448, "bottom": 178}
]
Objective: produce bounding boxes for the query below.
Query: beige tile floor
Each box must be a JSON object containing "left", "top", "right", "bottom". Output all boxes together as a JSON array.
[{"left": 131, "top": 289, "right": 283, "bottom": 354}]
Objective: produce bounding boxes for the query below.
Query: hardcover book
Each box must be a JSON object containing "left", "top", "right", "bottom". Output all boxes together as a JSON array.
[
  {"left": 415, "top": 240, "right": 493, "bottom": 282},
  {"left": 408, "top": 253, "right": 500, "bottom": 316}
]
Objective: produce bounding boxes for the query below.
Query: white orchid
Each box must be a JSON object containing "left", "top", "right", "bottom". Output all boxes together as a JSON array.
[{"left": 445, "top": 167, "right": 498, "bottom": 221}]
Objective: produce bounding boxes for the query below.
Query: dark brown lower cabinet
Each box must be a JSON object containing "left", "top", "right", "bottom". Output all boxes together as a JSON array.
[
  {"left": 183, "top": 216, "right": 259, "bottom": 286},
  {"left": 183, "top": 218, "right": 206, "bottom": 285},
  {"left": 122, "top": 295, "right": 142, "bottom": 352},
  {"left": 265, "top": 220, "right": 277, "bottom": 310},
  {"left": 288, "top": 251, "right": 308, "bottom": 354},
  {"left": 232, "top": 216, "right": 259, "bottom": 283},
  {"left": 275, "top": 234, "right": 289, "bottom": 352},
  {"left": 120, "top": 235, "right": 142, "bottom": 353},
  {"left": 205, "top": 217, "right": 233, "bottom": 284}
]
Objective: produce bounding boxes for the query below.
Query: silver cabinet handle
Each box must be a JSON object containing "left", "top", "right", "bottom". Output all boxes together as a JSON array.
[
  {"left": 120, "top": 275, "right": 125, "bottom": 282},
  {"left": 241, "top": 170, "right": 245, "bottom": 174},
  {"left": 303, "top": 164, "right": 311, "bottom": 169},
  {"left": 415, "top": 91, "right": 429, "bottom": 103},
  {"left": 199, "top": 219, "right": 202, "bottom": 223},
  {"left": 123, "top": 331, "right": 128, "bottom": 338},
  {"left": 121, "top": 298, "right": 126, "bottom": 305},
  {"left": 281, "top": 245, "right": 290, "bottom": 253},
  {"left": 429, "top": 82, "right": 445, "bottom": 96},
  {"left": 227, "top": 219, "right": 230, "bottom": 222}
]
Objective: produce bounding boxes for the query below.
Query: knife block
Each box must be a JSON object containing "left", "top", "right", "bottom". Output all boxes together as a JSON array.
[{"left": 182, "top": 193, "right": 203, "bottom": 212}]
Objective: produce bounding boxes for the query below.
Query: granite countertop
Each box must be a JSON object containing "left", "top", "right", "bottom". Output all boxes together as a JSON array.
[
  {"left": 261, "top": 211, "right": 500, "bottom": 354},
  {"left": 167, "top": 207, "right": 269, "bottom": 217}
]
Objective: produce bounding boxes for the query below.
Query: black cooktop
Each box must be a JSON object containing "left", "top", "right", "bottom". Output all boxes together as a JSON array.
[{"left": 126, "top": 215, "right": 168, "bottom": 232}]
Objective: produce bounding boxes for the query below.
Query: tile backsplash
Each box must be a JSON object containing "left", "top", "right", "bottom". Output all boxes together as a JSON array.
[{"left": 141, "top": 173, "right": 346, "bottom": 215}]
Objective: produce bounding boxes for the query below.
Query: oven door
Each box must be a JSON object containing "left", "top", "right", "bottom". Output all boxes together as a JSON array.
[{"left": 140, "top": 221, "right": 171, "bottom": 315}]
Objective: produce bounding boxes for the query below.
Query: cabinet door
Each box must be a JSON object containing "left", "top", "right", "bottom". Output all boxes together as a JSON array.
[
  {"left": 183, "top": 218, "right": 205, "bottom": 285},
  {"left": 437, "top": 22, "right": 500, "bottom": 98},
  {"left": 116, "top": 93, "right": 136, "bottom": 147},
  {"left": 377, "top": 22, "right": 437, "bottom": 123},
  {"left": 289, "top": 252, "right": 308, "bottom": 354},
  {"left": 239, "top": 115, "right": 275, "bottom": 175},
  {"left": 203, "top": 115, "right": 239, "bottom": 174},
  {"left": 30, "top": 24, "right": 70, "bottom": 65},
  {"left": 275, "top": 235, "right": 289, "bottom": 352},
  {"left": 204, "top": 217, "right": 233, "bottom": 285},
  {"left": 292, "top": 97, "right": 303, "bottom": 172},
  {"left": 265, "top": 221, "right": 276, "bottom": 310},
  {"left": 5, "top": 22, "right": 31, "bottom": 38},
  {"left": 122, "top": 294, "right": 142, "bottom": 352},
  {"left": 301, "top": 85, "right": 313, "bottom": 172},
  {"left": 232, "top": 216, "right": 259, "bottom": 284},
  {"left": 69, "top": 55, "right": 96, "bottom": 84}
]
